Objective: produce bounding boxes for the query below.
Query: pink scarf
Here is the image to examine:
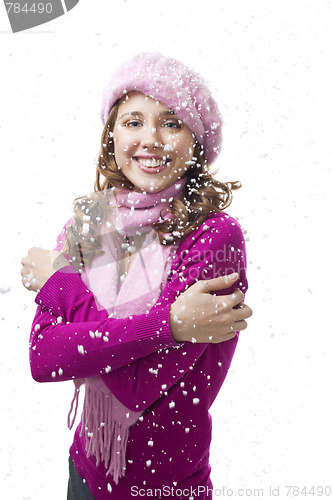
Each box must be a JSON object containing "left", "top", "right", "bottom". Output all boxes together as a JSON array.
[{"left": 67, "top": 177, "right": 187, "bottom": 483}]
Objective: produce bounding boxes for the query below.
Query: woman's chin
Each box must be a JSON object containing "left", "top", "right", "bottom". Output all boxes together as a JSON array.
[
  {"left": 126, "top": 176, "right": 170, "bottom": 194},
  {"left": 138, "top": 183, "right": 168, "bottom": 193}
]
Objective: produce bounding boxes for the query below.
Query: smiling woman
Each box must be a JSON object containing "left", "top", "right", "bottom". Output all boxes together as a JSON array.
[{"left": 20, "top": 52, "right": 252, "bottom": 500}]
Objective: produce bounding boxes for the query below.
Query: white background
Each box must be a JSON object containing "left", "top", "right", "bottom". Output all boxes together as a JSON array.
[{"left": 0, "top": 0, "right": 332, "bottom": 498}]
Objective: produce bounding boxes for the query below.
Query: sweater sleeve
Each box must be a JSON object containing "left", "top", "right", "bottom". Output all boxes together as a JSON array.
[
  {"left": 99, "top": 212, "right": 248, "bottom": 411},
  {"left": 29, "top": 222, "right": 179, "bottom": 383}
]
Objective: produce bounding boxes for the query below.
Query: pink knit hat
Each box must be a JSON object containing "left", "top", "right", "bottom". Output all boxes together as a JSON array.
[{"left": 100, "top": 52, "right": 222, "bottom": 164}]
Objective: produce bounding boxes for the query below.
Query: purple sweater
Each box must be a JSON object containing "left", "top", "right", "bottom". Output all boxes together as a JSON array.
[{"left": 30, "top": 212, "right": 248, "bottom": 500}]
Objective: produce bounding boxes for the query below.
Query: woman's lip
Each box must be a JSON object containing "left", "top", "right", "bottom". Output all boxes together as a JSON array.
[{"left": 132, "top": 157, "right": 170, "bottom": 174}]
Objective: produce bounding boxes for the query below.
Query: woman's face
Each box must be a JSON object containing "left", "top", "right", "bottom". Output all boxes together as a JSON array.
[{"left": 113, "top": 91, "right": 196, "bottom": 193}]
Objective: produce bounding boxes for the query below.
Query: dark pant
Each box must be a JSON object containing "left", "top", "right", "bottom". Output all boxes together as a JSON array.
[{"left": 67, "top": 457, "right": 96, "bottom": 500}]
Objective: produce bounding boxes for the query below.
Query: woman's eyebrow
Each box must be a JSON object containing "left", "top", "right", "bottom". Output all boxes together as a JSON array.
[
  {"left": 159, "top": 110, "right": 176, "bottom": 116},
  {"left": 119, "top": 110, "right": 177, "bottom": 120},
  {"left": 118, "top": 111, "right": 144, "bottom": 119}
]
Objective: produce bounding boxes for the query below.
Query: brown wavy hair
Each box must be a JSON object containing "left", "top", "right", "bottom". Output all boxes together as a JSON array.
[{"left": 60, "top": 99, "right": 241, "bottom": 272}]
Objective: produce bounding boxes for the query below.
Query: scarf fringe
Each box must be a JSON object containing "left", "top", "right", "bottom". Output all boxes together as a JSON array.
[
  {"left": 79, "top": 384, "right": 129, "bottom": 484},
  {"left": 67, "top": 384, "right": 81, "bottom": 430}
]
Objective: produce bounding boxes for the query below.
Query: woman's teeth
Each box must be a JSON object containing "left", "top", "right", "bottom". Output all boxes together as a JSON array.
[{"left": 136, "top": 158, "right": 167, "bottom": 168}]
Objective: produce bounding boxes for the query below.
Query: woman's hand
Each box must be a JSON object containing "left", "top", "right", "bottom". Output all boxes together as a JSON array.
[
  {"left": 170, "top": 273, "right": 252, "bottom": 343},
  {"left": 20, "top": 247, "right": 70, "bottom": 293}
]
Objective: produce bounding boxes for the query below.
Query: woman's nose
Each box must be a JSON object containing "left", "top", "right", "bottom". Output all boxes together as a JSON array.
[{"left": 140, "top": 126, "right": 161, "bottom": 150}]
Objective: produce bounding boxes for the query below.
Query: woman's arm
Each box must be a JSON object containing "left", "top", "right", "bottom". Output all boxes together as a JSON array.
[
  {"left": 27, "top": 213, "right": 250, "bottom": 384},
  {"left": 25, "top": 216, "right": 179, "bottom": 382},
  {"left": 100, "top": 213, "right": 249, "bottom": 411},
  {"left": 29, "top": 272, "right": 176, "bottom": 383}
]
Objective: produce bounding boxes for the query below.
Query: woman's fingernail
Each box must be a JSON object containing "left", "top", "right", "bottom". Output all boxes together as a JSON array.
[{"left": 228, "top": 272, "right": 238, "bottom": 280}]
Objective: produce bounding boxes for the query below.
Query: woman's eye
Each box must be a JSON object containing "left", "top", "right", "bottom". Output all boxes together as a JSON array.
[
  {"left": 164, "top": 121, "right": 181, "bottom": 129},
  {"left": 126, "top": 121, "right": 142, "bottom": 127}
]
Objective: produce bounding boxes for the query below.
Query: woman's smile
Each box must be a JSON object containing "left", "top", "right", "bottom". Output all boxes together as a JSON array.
[
  {"left": 113, "top": 91, "right": 196, "bottom": 192},
  {"left": 133, "top": 155, "right": 171, "bottom": 174}
]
